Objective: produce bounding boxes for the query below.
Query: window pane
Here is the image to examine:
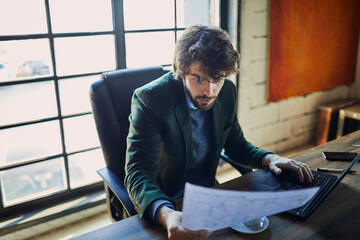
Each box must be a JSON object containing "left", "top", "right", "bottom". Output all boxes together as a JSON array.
[
  {"left": 0, "top": 0, "right": 47, "bottom": 35},
  {"left": 176, "top": 30, "right": 184, "bottom": 41},
  {"left": 0, "top": 39, "right": 53, "bottom": 82},
  {"left": 69, "top": 149, "right": 105, "bottom": 189},
  {"left": 177, "top": 0, "right": 210, "bottom": 28},
  {"left": 0, "top": 158, "right": 67, "bottom": 207},
  {"left": 49, "top": 0, "right": 113, "bottom": 33},
  {"left": 63, "top": 115, "right": 100, "bottom": 153},
  {"left": 125, "top": 32, "right": 175, "bottom": 68},
  {"left": 0, "top": 81, "right": 57, "bottom": 126},
  {"left": 54, "top": 35, "right": 116, "bottom": 76},
  {"left": 59, "top": 75, "right": 98, "bottom": 115},
  {"left": 123, "top": 0, "right": 174, "bottom": 30},
  {"left": 0, "top": 121, "right": 62, "bottom": 167}
]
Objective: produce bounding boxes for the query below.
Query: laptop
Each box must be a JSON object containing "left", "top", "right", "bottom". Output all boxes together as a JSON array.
[{"left": 251, "top": 153, "right": 360, "bottom": 218}]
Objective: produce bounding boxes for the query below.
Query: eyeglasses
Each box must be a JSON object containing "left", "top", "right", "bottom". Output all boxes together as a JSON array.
[{"left": 189, "top": 74, "right": 225, "bottom": 85}]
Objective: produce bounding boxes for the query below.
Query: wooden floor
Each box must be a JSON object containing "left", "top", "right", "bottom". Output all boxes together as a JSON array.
[
  {"left": 29, "top": 144, "right": 315, "bottom": 240},
  {"left": 33, "top": 211, "right": 111, "bottom": 240}
]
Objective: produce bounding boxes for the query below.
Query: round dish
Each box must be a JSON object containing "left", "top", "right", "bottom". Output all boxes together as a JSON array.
[{"left": 230, "top": 217, "right": 269, "bottom": 234}]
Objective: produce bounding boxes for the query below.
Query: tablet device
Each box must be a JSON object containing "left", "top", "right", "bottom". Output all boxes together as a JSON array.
[{"left": 322, "top": 151, "right": 357, "bottom": 161}]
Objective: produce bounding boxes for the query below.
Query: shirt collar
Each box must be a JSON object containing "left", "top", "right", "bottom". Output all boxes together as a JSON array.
[{"left": 185, "top": 93, "right": 198, "bottom": 110}]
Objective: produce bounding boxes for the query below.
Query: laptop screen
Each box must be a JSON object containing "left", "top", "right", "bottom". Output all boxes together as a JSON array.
[{"left": 334, "top": 152, "right": 360, "bottom": 183}]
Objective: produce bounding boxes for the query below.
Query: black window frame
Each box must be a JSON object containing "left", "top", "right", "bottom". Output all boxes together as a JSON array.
[{"left": 0, "top": 0, "right": 225, "bottom": 218}]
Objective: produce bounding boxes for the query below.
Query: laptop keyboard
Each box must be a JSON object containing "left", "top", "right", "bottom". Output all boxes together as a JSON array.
[
  {"left": 277, "top": 172, "right": 329, "bottom": 190},
  {"left": 273, "top": 171, "right": 336, "bottom": 216}
]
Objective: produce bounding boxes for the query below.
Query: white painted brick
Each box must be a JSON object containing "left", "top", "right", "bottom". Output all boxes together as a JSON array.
[
  {"left": 246, "top": 103, "right": 279, "bottom": 128},
  {"left": 241, "top": 0, "right": 268, "bottom": 61},
  {"left": 262, "top": 142, "right": 277, "bottom": 153},
  {"left": 238, "top": 73, "right": 253, "bottom": 89},
  {"left": 238, "top": 105, "right": 256, "bottom": 135},
  {"left": 271, "top": 141, "right": 287, "bottom": 154},
  {"left": 237, "top": 0, "right": 356, "bottom": 153},
  {"left": 244, "top": 38, "right": 268, "bottom": 61},
  {"left": 250, "top": 59, "right": 267, "bottom": 84},
  {"left": 280, "top": 131, "right": 315, "bottom": 153},
  {"left": 240, "top": 125, "right": 251, "bottom": 140},
  {"left": 244, "top": 126, "right": 264, "bottom": 146},
  {"left": 304, "top": 91, "right": 329, "bottom": 113},
  {"left": 291, "top": 113, "right": 317, "bottom": 136},
  {"left": 243, "top": 0, "right": 268, "bottom": 13},
  {"left": 279, "top": 96, "right": 306, "bottom": 120},
  {"left": 242, "top": 9, "right": 268, "bottom": 38},
  {"left": 240, "top": 59, "right": 267, "bottom": 87},
  {"left": 238, "top": 92, "right": 251, "bottom": 117},
  {"left": 263, "top": 120, "right": 291, "bottom": 145},
  {"left": 249, "top": 84, "right": 267, "bottom": 108},
  {"left": 326, "top": 85, "right": 350, "bottom": 102},
  {"left": 238, "top": 117, "right": 252, "bottom": 136}
]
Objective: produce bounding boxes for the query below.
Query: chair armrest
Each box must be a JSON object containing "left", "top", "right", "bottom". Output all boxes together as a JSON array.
[
  {"left": 220, "top": 153, "right": 252, "bottom": 175},
  {"left": 97, "top": 168, "right": 137, "bottom": 216}
]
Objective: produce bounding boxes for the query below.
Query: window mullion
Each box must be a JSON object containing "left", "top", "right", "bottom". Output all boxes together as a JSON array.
[
  {"left": 44, "top": 0, "right": 71, "bottom": 191},
  {"left": 112, "top": 0, "right": 126, "bottom": 69}
]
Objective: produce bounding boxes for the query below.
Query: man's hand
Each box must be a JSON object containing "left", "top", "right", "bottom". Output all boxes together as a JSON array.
[
  {"left": 263, "top": 154, "right": 314, "bottom": 183},
  {"left": 158, "top": 206, "right": 211, "bottom": 240}
]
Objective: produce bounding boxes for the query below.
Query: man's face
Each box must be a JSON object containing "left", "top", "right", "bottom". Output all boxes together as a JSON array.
[{"left": 183, "top": 61, "right": 225, "bottom": 111}]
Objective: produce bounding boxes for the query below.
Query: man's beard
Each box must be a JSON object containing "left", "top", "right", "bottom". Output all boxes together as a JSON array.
[{"left": 183, "top": 83, "right": 216, "bottom": 111}]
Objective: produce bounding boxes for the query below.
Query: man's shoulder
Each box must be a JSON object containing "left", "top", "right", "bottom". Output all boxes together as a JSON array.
[
  {"left": 139, "top": 72, "right": 179, "bottom": 91},
  {"left": 134, "top": 72, "right": 184, "bottom": 106}
]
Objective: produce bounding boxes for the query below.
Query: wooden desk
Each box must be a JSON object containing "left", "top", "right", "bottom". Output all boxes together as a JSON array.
[{"left": 73, "top": 131, "right": 360, "bottom": 240}]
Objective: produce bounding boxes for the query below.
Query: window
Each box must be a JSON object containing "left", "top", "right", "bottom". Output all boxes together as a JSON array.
[{"left": 0, "top": 0, "right": 219, "bottom": 215}]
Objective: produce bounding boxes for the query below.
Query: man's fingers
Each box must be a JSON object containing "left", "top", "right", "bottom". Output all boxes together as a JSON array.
[
  {"left": 295, "top": 165, "right": 305, "bottom": 183},
  {"left": 290, "top": 161, "right": 314, "bottom": 183},
  {"left": 291, "top": 161, "right": 314, "bottom": 183},
  {"left": 302, "top": 165, "right": 314, "bottom": 183},
  {"left": 271, "top": 158, "right": 313, "bottom": 183},
  {"left": 269, "top": 163, "right": 282, "bottom": 175}
]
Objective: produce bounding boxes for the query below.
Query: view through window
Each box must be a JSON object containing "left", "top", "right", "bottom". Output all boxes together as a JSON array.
[{"left": 0, "top": 0, "right": 219, "bottom": 214}]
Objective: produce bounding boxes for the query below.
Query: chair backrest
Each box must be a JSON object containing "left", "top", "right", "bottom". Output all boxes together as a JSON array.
[{"left": 90, "top": 67, "right": 168, "bottom": 181}]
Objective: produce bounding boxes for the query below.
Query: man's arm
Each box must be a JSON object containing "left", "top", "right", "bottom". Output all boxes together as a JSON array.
[
  {"left": 146, "top": 199, "right": 175, "bottom": 224},
  {"left": 220, "top": 81, "right": 271, "bottom": 169},
  {"left": 158, "top": 206, "right": 211, "bottom": 240},
  {"left": 220, "top": 81, "right": 312, "bottom": 182},
  {"left": 125, "top": 91, "right": 174, "bottom": 218},
  {"left": 224, "top": 116, "right": 313, "bottom": 183},
  {"left": 223, "top": 113, "right": 271, "bottom": 169}
]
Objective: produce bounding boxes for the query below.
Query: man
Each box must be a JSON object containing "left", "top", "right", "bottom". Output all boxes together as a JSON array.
[{"left": 125, "top": 25, "right": 313, "bottom": 240}]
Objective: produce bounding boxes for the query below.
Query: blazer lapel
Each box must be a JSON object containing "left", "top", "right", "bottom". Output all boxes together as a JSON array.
[
  {"left": 174, "top": 103, "right": 193, "bottom": 169},
  {"left": 209, "top": 99, "right": 224, "bottom": 171},
  {"left": 174, "top": 95, "right": 224, "bottom": 176}
]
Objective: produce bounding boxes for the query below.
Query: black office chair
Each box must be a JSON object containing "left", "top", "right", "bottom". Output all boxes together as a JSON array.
[
  {"left": 90, "top": 66, "right": 168, "bottom": 221},
  {"left": 90, "top": 66, "right": 252, "bottom": 222}
]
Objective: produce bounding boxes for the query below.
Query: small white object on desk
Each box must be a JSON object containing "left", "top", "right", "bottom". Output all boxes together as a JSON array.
[{"left": 231, "top": 217, "right": 269, "bottom": 234}]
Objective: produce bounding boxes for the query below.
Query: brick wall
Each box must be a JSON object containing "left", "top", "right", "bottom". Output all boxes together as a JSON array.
[{"left": 237, "top": 0, "right": 360, "bottom": 153}]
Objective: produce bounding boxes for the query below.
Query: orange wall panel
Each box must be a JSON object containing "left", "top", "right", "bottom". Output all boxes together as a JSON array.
[{"left": 268, "top": 0, "right": 360, "bottom": 102}]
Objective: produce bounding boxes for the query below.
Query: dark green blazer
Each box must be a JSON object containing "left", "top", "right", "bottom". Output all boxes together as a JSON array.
[{"left": 124, "top": 72, "right": 269, "bottom": 218}]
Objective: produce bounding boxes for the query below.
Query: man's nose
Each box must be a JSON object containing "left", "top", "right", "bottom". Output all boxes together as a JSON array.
[{"left": 202, "top": 80, "right": 212, "bottom": 97}]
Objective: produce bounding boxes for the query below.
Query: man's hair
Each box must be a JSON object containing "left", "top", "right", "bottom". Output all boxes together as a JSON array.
[{"left": 172, "top": 25, "right": 239, "bottom": 80}]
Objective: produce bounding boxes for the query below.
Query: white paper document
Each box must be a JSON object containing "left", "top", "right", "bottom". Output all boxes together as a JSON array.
[{"left": 182, "top": 183, "right": 319, "bottom": 231}]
